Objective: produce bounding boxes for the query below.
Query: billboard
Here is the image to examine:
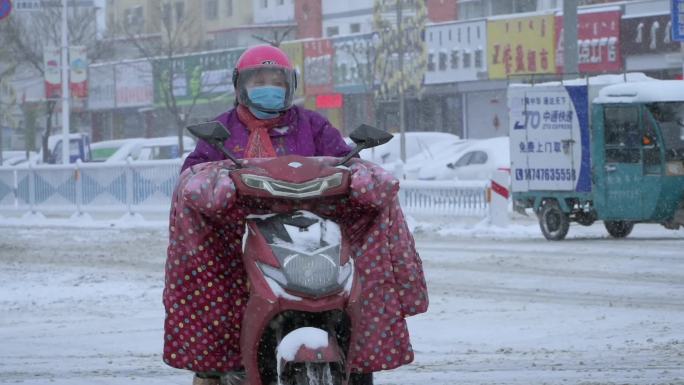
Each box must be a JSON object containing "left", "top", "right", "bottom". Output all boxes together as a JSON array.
[
  {"left": 303, "top": 39, "right": 334, "bottom": 95},
  {"left": 115, "top": 60, "right": 153, "bottom": 108},
  {"left": 88, "top": 64, "right": 115, "bottom": 110},
  {"left": 621, "top": 13, "right": 680, "bottom": 55},
  {"left": 487, "top": 14, "right": 556, "bottom": 79},
  {"left": 555, "top": 10, "right": 622, "bottom": 74},
  {"left": 425, "top": 20, "right": 487, "bottom": 84},
  {"left": 280, "top": 41, "right": 305, "bottom": 99},
  {"left": 332, "top": 33, "right": 375, "bottom": 93},
  {"left": 154, "top": 48, "right": 244, "bottom": 106}
]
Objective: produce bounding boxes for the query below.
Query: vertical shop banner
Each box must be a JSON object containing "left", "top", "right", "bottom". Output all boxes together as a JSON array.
[
  {"left": 621, "top": 14, "right": 680, "bottom": 55},
  {"left": 116, "top": 60, "right": 153, "bottom": 108},
  {"left": 304, "top": 39, "right": 334, "bottom": 95},
  {"left": 487, "top": 14, "right": 556, "bottom": 79},
  {"left": 280, "top": 41, "right": 305, "bottom": 99},
  {"left": 555, "top": 10, "right": 621, "bottom": 74},
  {"left": 69, "top": 46, "right": 88, "bottom": 98},
  {"left": 88, "top": 64, "right": 116, "bottom": 110},
  {"left": 154, "top": 48, "right": 244, "bottom": 106},
  {"left": 332, "top": 33, "right": 375, "bottom": 93},
  {"left": 44, "top": 46, "right": 62, "bottom": 99},
  {"left": 671, "top": 0, "right": 684, "bottom": 41}
]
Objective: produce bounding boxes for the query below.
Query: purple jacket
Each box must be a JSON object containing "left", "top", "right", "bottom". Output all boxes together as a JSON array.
[{"left": 182, "top": 105, "right": 352, "bottom": 171}]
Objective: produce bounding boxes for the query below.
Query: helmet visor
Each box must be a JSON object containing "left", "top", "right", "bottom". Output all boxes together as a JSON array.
[{"left": 237, "top": 66, "right": 296, "bottom": 113}]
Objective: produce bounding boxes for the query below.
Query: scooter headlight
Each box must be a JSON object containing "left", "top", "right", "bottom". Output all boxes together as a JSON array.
[{"left": 240, "top": 173, "right": 343, "bottom": 198}]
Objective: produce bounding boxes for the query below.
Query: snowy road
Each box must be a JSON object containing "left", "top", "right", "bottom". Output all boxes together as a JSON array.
[{"left": 1, "top": 223, "right": 683, "bottom": 384}]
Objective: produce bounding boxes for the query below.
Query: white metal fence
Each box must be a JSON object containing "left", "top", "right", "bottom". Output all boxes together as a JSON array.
[{"left": 0, "top": 161, "right": 489, "bottom": 217}]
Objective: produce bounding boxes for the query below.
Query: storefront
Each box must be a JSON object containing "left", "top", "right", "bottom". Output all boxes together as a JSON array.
[{"left": 621, "top": 6, "right": 682, "bottom": 79}]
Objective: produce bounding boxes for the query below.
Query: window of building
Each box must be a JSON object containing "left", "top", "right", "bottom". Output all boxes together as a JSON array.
[
  {"left": 205, "top": 0, "right": 218, "bottom": 20},
  {"left": 491, "top": 0, "right": 513, "bottom": 15},
  {"left": 458, "top": 0, "right": 485, "bottom": 20},
  {"left": 439, "top": 51, "right": 448, "bottom": 71},
  {"left": 463, "top": 50, "right": 472, "bottom": 68},
  {"left": 162, "top": 3, "right": 172, "bottom": 26},
  {"left": 350, "top": 23, "right": 361, "bottom": 33},
  {"left": 261, "top": 0, "right": 268, "bottom": 8},
  {"left": 428, "top": 52, "right": 436, "bottom": 72},
  {"left": 277, "top": 0, "right": 284, "bottom": 4},
  {"left": 450, "top": 49, "right": 460, "bottom": 69},
  {"left": 326, "top": 26, "right": 340, "bottom": 37},
  {"left": 225, "top": 0, "right": 233, "bottom": 17},
  {"left": 175, "top": 1, "right": 185, "bottom": 23},
  {"left": 474, "top": 48, "right": 483, "bottom": 68},
  {"left": 513, "top": 0, "right": 537, "bottom": 13}
]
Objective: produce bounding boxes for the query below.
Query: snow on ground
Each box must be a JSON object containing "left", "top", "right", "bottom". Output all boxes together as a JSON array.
[{"left": 0, "top": 216, "right": 683, "bottom": 384}]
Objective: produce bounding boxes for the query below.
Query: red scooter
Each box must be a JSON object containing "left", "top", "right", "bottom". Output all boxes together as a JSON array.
[{"left": 187, "top": 122, "right": 392, "bottom": 385}]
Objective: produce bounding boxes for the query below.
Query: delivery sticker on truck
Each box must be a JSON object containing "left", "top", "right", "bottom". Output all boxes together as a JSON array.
[{"left": 509, "top": 85, "right": 591, "bottom": 193}]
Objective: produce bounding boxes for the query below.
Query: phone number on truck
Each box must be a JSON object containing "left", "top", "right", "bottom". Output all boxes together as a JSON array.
[{"left": 514, "top": 168, "right": 577, "bottom": 182}]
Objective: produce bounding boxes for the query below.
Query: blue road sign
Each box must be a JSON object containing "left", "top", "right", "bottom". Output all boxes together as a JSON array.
[
  {"left": 672, "top": 0, "right": 684, "bottom": 41},
  {"left": 0, "top": 0, "right": 12, "bottom": 20}
]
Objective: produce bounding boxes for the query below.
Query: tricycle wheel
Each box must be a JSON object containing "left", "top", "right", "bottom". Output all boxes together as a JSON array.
[
  {"left": 604, "top": 220, "right": 634, "bottom": 238},
  {"left": 575, "top": 211, "right": 596, "bottom": 227},
  {"left": 539, "top": 200, "right": 570, "bottom": 241}
]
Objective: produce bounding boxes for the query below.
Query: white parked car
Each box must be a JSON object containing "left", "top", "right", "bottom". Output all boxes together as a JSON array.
[
  {"left": 91, "top": 138, "right": 146, "bottom": 162},
  {"left": 1, "top": 151, "right": 39, "bottom": 166},
  {"left": 355, "top": 131, "right": 461, "bottom": 165},
  {"left": 398, "top": 139, "right": 471, "bottom": 179},
  {"left": 417, "top": 136, "right": 510, "bottom": 181},
  {"left": 134, "top": 136, "right": 195, "bottom": 161}
]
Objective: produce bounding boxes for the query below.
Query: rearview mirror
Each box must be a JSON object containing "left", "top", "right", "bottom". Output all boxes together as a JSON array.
[
  {"left": 446, "top": 163, "right": 455, "bottom": 169},
  {"left": 186, "top": 121, "right": 231, "bottom": 144},
  {"left": 349, "top": 124, "right": 393, "bottom": 148},
  {"left": 185, "top": 120, "right": 242, "bottom": 168},
  {"left": 337, "top": 124, "right": 393, "bottom": 166}
]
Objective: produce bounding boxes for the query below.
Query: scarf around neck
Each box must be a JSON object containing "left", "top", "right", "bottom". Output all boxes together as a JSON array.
[{"left": 236, "top": 104, "right": 291, "bottom": 159}]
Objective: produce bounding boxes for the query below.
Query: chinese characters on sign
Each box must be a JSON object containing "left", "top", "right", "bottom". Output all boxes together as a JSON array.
[
  {"left": 487, "top": 15, "right": 556, "bottom": 79},
  {"left": 555, "top": 11, "right": 622, "bottom": 74}
]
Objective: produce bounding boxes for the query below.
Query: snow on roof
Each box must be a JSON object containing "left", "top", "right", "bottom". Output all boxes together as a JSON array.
[
  {"left": 509, "top": 72, "right": 657, "bottom": 88},
  {"left": 594, "top": 81, "right": 684, "bottom": 104}
]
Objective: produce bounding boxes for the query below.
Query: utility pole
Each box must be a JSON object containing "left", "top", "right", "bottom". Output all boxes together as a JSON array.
[
  {"left": 562, "top": 0, "right": 578, "bottom": 78},
  {"left": 61, "top": 0, "right": 70, "bottom": 164},
  {"left": 397, "top": 0, "right": 406, "bottom": 165}
]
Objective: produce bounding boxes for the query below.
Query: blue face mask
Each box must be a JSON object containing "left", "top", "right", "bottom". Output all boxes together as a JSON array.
[{"left": 247, "top": 86, "right": 286, "bottom": 119}]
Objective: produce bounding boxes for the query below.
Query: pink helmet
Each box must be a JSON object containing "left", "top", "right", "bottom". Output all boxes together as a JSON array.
[{"left": 232, "top": 45, "right": 297, "bottom": 112}]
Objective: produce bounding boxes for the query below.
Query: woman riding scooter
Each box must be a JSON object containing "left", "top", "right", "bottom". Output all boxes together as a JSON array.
[
  {"left": 163, "top": 45, "right": 428, "bottom": 385},
  {"left": 166, "top": 45, "right": 373, "bottom": 385}
]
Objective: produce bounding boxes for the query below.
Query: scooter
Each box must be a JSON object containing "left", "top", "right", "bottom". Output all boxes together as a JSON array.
[{"left": 187, "top": 122, "right": 392, "bottom": 385}]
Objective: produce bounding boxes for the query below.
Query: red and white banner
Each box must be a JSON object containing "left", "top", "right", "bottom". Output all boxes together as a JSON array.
[
  {"left": 555, "top": 10, "right": 622, "bottom": 74},
  {"left": 43, "top": 46, "right": 61, "bottom": 99},
  {"left": 69, "top": 46, "right": 88, "bottom": 98},
  {"left": 43, "top": 46, "right": 89, "bottom": 100}
]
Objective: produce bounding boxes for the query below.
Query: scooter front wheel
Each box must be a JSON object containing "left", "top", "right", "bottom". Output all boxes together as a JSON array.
[{"left": 289, "top": 362, "right": 341, "bottom": 385}]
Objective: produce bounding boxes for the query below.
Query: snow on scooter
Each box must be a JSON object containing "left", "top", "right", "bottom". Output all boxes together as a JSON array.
[{"left": 185, "top": 121, "right": 419, "bottom": 385}]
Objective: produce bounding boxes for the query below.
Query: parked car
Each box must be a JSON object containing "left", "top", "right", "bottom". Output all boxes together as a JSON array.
[
  {"left": 355, "top": 131, "right": 461, "bottom": 165},
  {"left": 1, "top": 151, "right": 39, "bottom": 166},
  {"left": 417, "top": 136, "right": 510, "bottom": 181},
  {"left": 134, "top": 136, "right": 195, "bottom": 161},
  {"left": 42, "top": 133, "right": 91, "bottom": 164},
  {"left": 397, "top": 139, "right": 471, "bottom": 179},
  {"left": 91, "top": 138, "right": 146, "bottom": 162}
]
